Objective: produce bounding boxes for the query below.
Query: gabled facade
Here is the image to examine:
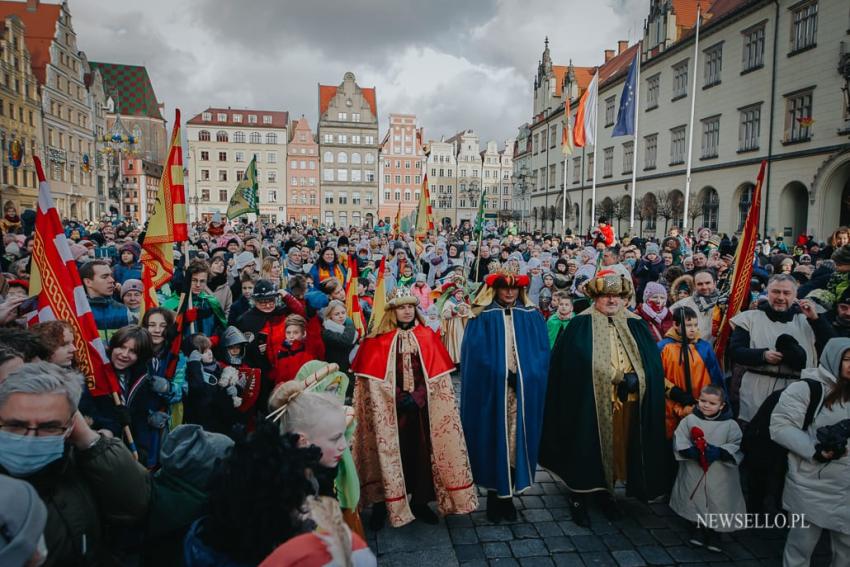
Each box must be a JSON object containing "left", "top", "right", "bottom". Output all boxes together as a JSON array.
[
  {"left": 286, "top": 115, "right": 320, "bottom": 226},
  {"left": 444, "top": 129, "right": 482, "bottom": 223},
  {"left": 377, "top": 113, "right": 424, "bottom": 222},
  {"left": 426, "top": 138, "right": 458, "bottom": 227},
  {"left": 317, "top": 72, "right": 379, "bottom": 228}
]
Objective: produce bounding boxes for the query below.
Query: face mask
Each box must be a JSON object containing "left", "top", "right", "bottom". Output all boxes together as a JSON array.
[{"left": 0, "top": 429, "right": 68, "bottom": 476}]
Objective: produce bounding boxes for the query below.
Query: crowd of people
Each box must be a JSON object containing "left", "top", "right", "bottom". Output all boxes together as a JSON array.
[{"left": 1, "top": 208, "right": 850, "bottom": 566}]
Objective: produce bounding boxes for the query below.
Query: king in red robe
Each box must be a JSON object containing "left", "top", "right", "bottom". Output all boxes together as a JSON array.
[{"left": 351, "top": 285, "right": 477, "bottom": 529}]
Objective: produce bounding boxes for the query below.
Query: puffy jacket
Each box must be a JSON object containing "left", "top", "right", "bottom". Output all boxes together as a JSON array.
[
  {"left": 184, "top": 519, "right": 251, "bottom": 567},
  {"left": 771, "top": 347, "right": 850, "bottom": 534},
  {"left": 88, "top": 295, "right": 131, "bottom": 341},
  {"left": 1, "top": 436, "right": 150, "bottom": 567},
  {"left": 113, "top": 262, "right": 142, "bottom": 285}
]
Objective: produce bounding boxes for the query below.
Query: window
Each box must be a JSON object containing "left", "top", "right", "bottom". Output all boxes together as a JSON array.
[
  {"left": 268, "top": 171, "right": 277, "bottom": 183},
  {"left": 351, "top": 170, "right": 362, "bottom": 182},
  {"left": 586, "top": 153, "right": 594, "bottom": 181},
  {"left": 644, "top": 134, "right": 658, "bottom": 169},
  {"left": 323, "top": 134, "right": 333, "bottom": 143},
  {"left": 200, "top": 169, "right": 210, "bottom": 181},
  {"left": 324, "top": 192, "right": 334, "bottom": 204},
  {"left": 703, "top": 43, "right": 722, "bottom": 87},
  {"left": 216, "top": 113, "right": 227, "bottom": 122},
  {"left": 738, "top": 103, "right": 762, "bottom": 151},
  {"left": 218, "top": 170, "right": 228, "bottom": 182},
  {"left": 672, "top": 60, "right": 689, "bottom": 99},
  {"left": 622, "top": 141, "right": 634, "bottom": 174},
  {"left": 309, "top": 193, "right": 317, "bottom": 205},
  {"left": 352, "top": 113, "right": 360, "bottom": 122},
  {"left": 216, "top": 131, "right": 228, "bottom": 142},
  {"left": 234, "top": 131, "right": 245, "bottom": 143},
  {"left": 645, "top": 74, "right": 660, "bottom": 111},
  {"left": 300, "top": 160, "right": 306, "bottom": 169},
  {"left": 202, "top": 112, "right": 212, "bottom": 121},
  {"left": 415, "top": 175, "right": 421, "bottom": 184},
  {"left": 404, "top": 175, "right": 411, "bottom": 184},
  {"left": 219, "top": 189, "right": 228, "bottom": 202},
  {"left": 352, "top": 135, "right": 361, "bottom": 144},
  {"left": 670, "top": 126, "right": 686, "bottom": 164},
  {"left": 235, "top": 152, "right": 244, "bottom": 163},
  {"left": 394, "top": 175, "right": 401, "bottom": 184},
  {"left": 232, "top": 114, "right": 242, "bottom": 123},
  {"left": 337, "top": 169, "right": 348, "bottom": 182},
  {"left": 324, "top": 212, "right": 334, "bottom": 225},
  {"left": 263, "top": 115, "right": 272, "bottom": 124},
  {"left": 603, "top": 147, "right": 614, "bottom": 178},
  {"left": 351, "top": 152, "right": 362, "bottom": 164},
  {"left": 742, "top": 23, "right": 765, "bottom": 71},
  {"left": 269, "top": 190, "right": 277, "bottom": 203},
  {"left": 250, "top": 132, "right": 261, "bottom": 144},
  {"left": 199, "top": 130, "right": 211, "bottom": 141},
  {"left": 338, "top": 134, "right": 348, "bottom": 144},
  {"left": 266, "top": 133, "right": 277, "bottom": 144},
  {"left": 291, "top": 176, "right": 298, "bottom": 186},
  {"left": 790, "top": 1, "right": 818, "bottom": 53},
  {"left": 384, "top": 190, "right": 391, "bottom": 201},
  {"left": 738, "top": 185, "right": 754, "bottom": 229},
  {"left": 701, "top": 116, "right": 720, "bottom": 159},
  {"left": 339, "top": 192, "right": 348, "bottom": 205},
  {"left": 337, "top": 152, "right": 348, "bottom": 164},
  {"left": 365, "top": 136, "right": 374, "bottom": 145},
  {"left": 365, "top": 171, "right": 375, "bottom": 183},
  {"left": 200, "top": 151, "right": 209, "bottom": 161},
  {"left": 339, "top": 212, "right": 348, "bottom": 227},
  {"left": 394, "top": 190, "right": 401, "bottom": 201},
  {"left": 365, "top": 153, "right": 375, "bottom": 164},
  {"left": 572, "top": 157, "right": 581, "bottom": 183},
  {"left": 352, "top": 192, "right": 361, "bottom": 205},
  {"left": 267, "top": 152, "right": 277, "bottom": 163},
  {"left": 218, "top": 151, "right": 227, "bottom": 161},
  {"left": 702, "top": 188, "right": 719, "bottom": 231},
  {"left": 404, "top": 190, "right": 412, "bottom": 201},
  {"left": 605, "top": 96, "right": 616, "bottom": 126},
  {"left": 338, "top": 112, "right": 348, "bottom": 121},
  {"left": 248, "top": 115, "right": 257, "bottom": 124},
  {"left": 324, "top": 151, "right": 333, "bottom": 163},
  {"left": 201, "top": 189, "right": 210, "bottom": 201},
  {"left": 784, "top": 89, "right": 813, "bottom": 143},
  {"left": 323, "top": 169, "right": 334, "bottom": 181}
]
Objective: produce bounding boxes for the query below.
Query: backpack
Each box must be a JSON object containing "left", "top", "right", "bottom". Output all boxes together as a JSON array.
[{"left": 742, "top": 378, "right": 823, "bottom": 507}]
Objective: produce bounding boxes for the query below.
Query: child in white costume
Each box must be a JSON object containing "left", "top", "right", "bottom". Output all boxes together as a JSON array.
[{"left": 670, "top": 384, "right": 746, "bottom": 553}]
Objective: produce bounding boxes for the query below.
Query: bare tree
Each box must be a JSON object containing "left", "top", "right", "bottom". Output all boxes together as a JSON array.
[
  {"left": 687, "top": 193, "right": 703, "bottom": 229},
  {"left": 655, "top": 190, "right": 675, "bottom": 235},
  {"left": 640, "top": 193, "right": 658, "bottom": 236}
]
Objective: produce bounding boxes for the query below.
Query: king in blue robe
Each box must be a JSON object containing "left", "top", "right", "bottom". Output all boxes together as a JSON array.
[{"left": 460, "top": 269, "right": 549, "bottom": 522}]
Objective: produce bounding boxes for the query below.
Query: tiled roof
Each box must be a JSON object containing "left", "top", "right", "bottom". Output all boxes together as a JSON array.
[
  {"left": 319, "top": 83, "right": 377, "bottom": 117},
  {"left": 0, "top": 1, "right": 61, "bottom": 85},
  {"left": 672, "top": 0, "right": 700, "bottom": 30},
  {"left": 90, "top": 62, "right": 163, "bottom": 120},
  {"left": 598, "top": 43, "right": 641, "bottom": 88},
  {"left": 186, "top": 107, "right": 288, "bottom": 129}
]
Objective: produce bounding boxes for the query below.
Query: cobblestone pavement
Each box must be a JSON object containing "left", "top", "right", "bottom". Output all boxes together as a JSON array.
[{"left": 366, "top": 471, "right": 831, "bottom": 566}]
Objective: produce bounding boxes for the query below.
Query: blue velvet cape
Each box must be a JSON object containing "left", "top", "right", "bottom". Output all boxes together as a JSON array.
[{"left": 460, "top": 303, "right": 550, "bottom": 496}]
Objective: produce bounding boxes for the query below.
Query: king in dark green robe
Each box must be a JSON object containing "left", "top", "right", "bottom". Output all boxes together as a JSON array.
[{"left": 540, "top": 305, "right": 669, "bottom": 501}]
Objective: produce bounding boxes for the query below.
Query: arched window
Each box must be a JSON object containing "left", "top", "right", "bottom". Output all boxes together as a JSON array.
[
  {"left": 351, "top": 152, "right": 362, "bottom": 164},
  {"left": 394, "top": 190, "right": 401, "bottom": 201},
  {"left": 216, "top": 131, "right": 228, "bottom": 143},
  {"left": 337, "top": 152, "right": 348, "bottom": 164},
  {"left": 365, "top": 152, "right": 375, "bottom": 164},
  {"left": 738, "top": 184, "right": 754, "bottom": 230},
  {"left": 323, "top": 151, "right": 333, "bottom": 163},
  {"left": 250, "top": 132, "right": 261, "bottom": 144},
  {"left": 701, "top": 187, "right": 719, "bottom": 231},
  {"left": 266, "top": 133, "right": 277, "bottom": 144},
  {"left": 573, "top": 203, "right": 580, "bottom": 228},
  {"left": 404, "top": 190, "right": 412, "bottom": 201},
  {"left": 233, "top": 131, "right": 245, "bottom": 143},
  {"left": 198, "top": 130, "right": 211, "bottom": 141},
  {"left": 352, "top": 212, "right": 361, "bottom": 226}
]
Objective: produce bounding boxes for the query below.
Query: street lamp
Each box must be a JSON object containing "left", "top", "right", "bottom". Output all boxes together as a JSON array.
[{"left": 99, "top": 113, "right": 137, "bottom": 222}]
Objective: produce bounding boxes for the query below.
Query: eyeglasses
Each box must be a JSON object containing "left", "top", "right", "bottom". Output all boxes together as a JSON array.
[{"left": 0, "top": 415, "right": 74, "bottom": 437}]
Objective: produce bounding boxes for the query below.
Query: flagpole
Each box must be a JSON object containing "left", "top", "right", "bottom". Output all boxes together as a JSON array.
[
  {"left": 629, "top": 43, "right": 642, "bottom": 230},
  {"left": 561, "top": 156, "right": 567, "bottom": 233},
  {"left": 683, "top": 8, "right": 701, "bottom": 231},
  {"left": 591, "top": 71, "right": 599, "bottom": 227}
]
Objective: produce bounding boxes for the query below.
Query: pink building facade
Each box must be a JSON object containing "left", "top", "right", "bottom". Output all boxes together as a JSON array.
[
  {"left": 378, "top": 113, "right": 425, "bottom": 222},
  {"left": 287, "top": 116, "right": 320, "bottom": 225}
]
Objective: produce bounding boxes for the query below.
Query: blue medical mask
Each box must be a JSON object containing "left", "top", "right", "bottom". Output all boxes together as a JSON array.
[{"left": 0, "top": 429, "right": 68, "bottom": 476}]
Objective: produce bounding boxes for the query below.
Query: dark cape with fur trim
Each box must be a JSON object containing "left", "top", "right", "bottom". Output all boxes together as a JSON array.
[
  {"left": 460, "top": 303, "right": 550, "bottom": 496},
  {"left": 539, "top": 311, "right": 669, "bottom": 500}
]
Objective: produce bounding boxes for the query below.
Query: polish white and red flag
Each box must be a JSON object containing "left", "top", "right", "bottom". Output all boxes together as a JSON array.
[{"left": 28, "top": 156, "right": 120, "bottom": 397}]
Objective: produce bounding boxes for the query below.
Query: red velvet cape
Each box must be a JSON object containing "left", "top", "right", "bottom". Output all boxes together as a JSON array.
[{"left": 351, "top": 324, "right": 454, "bottom": 381}]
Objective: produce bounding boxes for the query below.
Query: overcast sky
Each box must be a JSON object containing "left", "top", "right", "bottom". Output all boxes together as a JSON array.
[{"left": 72, "top": 0, "right": 646, "bottom": 146}]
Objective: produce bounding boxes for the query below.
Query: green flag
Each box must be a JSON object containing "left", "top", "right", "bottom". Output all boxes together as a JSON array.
[
  {"left": 473, "top": 190, "right": 487, "bottom": 237},
  {"left": 226, "top": 156, "right": 259, "bottom": 219}
]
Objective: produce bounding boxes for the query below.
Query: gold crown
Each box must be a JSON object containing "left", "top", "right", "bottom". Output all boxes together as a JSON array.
[{"left": 387, "top": 285, "right": 419, "bottom": 308}]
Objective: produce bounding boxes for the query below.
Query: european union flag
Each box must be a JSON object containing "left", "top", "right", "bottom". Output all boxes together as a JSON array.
[{"left": 612, "top": 52, "right": 640, "bottom": 137}]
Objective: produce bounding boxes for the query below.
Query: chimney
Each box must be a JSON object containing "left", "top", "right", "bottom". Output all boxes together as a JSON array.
[
  {"left": 604, "top": 49, "right": 615, "bottom": 62},
  {"left": 618, "top": 40, "right": 629, "bottom": 55},
  {"left": 26, "top": 0, "right": 38, "bottom": 12}
]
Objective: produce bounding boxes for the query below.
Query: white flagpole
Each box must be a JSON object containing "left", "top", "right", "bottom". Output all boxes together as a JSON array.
[
  {"left": 683, "top": 8, "right": 701, "bottom": 230},
  {"left": 561, "top": 156, "right": 567, "bottom": 233},
  {"left": 629, "top": 44, "right": 642, "bottom": 230},
  {"left": 590, "top": 74, "right": 599, "bottom": 227}
]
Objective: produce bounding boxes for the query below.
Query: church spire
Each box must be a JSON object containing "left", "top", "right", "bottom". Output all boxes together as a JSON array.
[{"left": 541, "top": 36, "right": 553, "bottom": 75}]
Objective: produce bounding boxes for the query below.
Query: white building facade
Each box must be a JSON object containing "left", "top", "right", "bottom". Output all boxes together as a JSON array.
[
  {"left": 186, "top": 107, "right": 288, "bottom": 223},
  {"left": 524, "top": 0, "right": 850, "bottom": 240}
]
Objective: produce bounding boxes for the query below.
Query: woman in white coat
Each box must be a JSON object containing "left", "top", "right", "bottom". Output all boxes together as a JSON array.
[{"left": 771, "top": 337, "right": 850, "bottom": 567}]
